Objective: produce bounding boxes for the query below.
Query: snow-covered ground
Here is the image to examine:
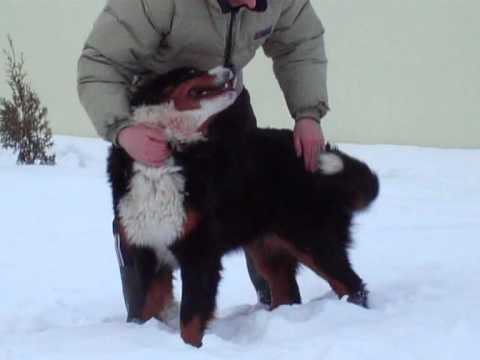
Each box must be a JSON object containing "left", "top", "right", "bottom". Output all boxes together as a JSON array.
[{"left": 1, "top": 136, "right": 479, "bottom": 359}]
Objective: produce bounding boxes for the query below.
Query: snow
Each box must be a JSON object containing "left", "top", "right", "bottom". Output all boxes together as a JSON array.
[{"left": 1, "top": 136, "right": 479, "bottom": 359}]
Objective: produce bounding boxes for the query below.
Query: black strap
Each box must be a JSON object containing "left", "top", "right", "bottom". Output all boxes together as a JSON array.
[
  {"left": 222, "top": 1, "right": 268, "bottom": 72},
  {"left": 224, "top": 9, "right": 238, "bottom": 73}
]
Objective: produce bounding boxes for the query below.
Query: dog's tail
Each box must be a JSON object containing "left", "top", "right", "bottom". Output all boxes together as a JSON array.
[{"left": 316, "top": 144, "right": 379, "bottom": 211}]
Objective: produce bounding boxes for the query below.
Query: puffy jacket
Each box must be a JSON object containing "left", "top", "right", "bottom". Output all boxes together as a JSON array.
[{"left": 77, "top": 0, "right": 329, "bottom": 143}]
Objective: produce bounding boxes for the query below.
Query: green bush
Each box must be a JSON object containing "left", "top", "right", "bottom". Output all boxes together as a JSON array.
[{"left": 0, "top": 36, "right": 55, "bottom": 165}]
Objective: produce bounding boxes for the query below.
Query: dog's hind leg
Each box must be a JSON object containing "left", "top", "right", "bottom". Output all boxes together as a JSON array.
[
  {"left": 245, "top": 251, "right": 272, "bottom": 306},
  {"left": 309, "top": 250, "right": 369, "bottom": 308},
  {"left": 245, "top": 237, "right": 301, "bottom": 309},
  {"left": 272, "top": 235, "right": 368, "bottom": 308}
]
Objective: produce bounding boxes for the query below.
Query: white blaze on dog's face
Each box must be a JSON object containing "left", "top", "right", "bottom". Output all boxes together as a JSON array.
[{"left": 132, "top": 67, "right": 237, "bottom": 145}]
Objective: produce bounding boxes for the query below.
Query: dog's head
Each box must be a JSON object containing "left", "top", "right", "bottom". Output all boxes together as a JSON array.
[{"left": 130, "top": 67, "right": 237, "bottom": 145}]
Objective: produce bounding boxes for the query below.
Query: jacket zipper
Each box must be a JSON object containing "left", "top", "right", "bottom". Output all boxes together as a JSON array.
[{"left": 224, "top": 8, "right": 239, "bottom": 72}]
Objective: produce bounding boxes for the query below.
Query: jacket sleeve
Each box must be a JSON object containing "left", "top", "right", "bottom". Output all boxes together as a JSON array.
[
  {"left": 263, "top": 0, "right": 329, "bottom": 123},
  {"left": 77, "top": 0, "right": 174, "bottom": 143}
]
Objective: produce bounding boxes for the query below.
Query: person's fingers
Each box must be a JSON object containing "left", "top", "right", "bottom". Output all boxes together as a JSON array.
[
  {"left": 319, "top": 136, "right": 326, "bottom": 151},
  {"left": 146, "top": 127, "right": 167, "bottom": 142},
  {"left": 302, "top": 141, "right": 312, "bottom": 171},
  {"left": 302, "top": 137, "right": 311, "bottom": 172},
  {"left": 151, "top": 143, "right": 170, "bottom": 158},
  {"left": 141, "top": 139, "right": 170, "bottom": 165},
  {"left": 294, "top": 133, "right": 302, "bottom": 158},
  {"left": 146, "top": 137, "right": 167, "bottom": 150},
  {"left": 310, "top": 141, "right": 320, "bottom": 172}
]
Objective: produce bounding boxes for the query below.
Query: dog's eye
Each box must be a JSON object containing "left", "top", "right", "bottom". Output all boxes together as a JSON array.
[{"left": 188, "top": 89, "right": 200, "bottom": 97}]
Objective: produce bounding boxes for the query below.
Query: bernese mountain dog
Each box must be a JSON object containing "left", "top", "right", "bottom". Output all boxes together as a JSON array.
[{"left": 107, "top": 66, "right": 379, "bottom": 347}]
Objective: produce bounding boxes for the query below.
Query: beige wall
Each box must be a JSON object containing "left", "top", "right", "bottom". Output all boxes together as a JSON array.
[
  {"left": 1, "top": 0, "right": 479, "bottom": 148},
  {"left": 0, "top": 0, "right": 102, "bottom": 139}
]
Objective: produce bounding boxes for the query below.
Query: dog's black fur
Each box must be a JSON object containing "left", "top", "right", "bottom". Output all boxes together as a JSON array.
[{"left": 107, "top": 68, "right": 379, "bottom": 347}]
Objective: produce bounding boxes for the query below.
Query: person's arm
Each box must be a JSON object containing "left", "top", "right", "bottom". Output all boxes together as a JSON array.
[
  {"left": 77, "top": 0, "right": 174, "bottom": 145},
  {"left": 263, "top": 0, "right": 329, "bottom": 171},
  {"left": 263, "top": 0, "right": 329, "bottom": 124}
]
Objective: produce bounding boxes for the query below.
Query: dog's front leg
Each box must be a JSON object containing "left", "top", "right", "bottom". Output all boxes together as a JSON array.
[{"left": 178, "top": 258, "right": 222, "bottom": 347}]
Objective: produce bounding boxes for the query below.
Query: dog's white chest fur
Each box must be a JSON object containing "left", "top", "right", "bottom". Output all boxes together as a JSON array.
[{"left": 118, "top": 161, "right": 185, "bottom": 268}]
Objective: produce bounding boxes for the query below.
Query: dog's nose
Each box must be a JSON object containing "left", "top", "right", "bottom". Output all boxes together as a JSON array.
[{"left": 208, "top": 66, "right": 235, "bottom": 85}]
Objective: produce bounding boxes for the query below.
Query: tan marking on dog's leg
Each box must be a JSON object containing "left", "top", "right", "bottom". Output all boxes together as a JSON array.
[
  {"left": 295, "top": 251, "right": 349, "bottom": 298},
  {"left": 181, "top": 316, "right": 204, "bottom": 348},
  {"left": 141, "top": 270, "right": 174, "bottom": 321},
  {"left": 182, "top": 209, "right": 201, "bottom": 238},
  {"left": 269, "top": 271, "right": 298, "bottom": 309},
  {"left": 271, "top": 238, "right": 350, "bottom": 299},
  {"left": 245, "top": 239, "right": 299, "bottom": 309}
]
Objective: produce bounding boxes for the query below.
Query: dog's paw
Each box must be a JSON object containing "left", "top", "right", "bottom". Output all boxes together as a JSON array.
[
  {"left": 181, "top": 317, "right": 204, "bottom": 348},
  {"left": 347, "top": 289, "right": 369, "bottom": 309},
  {"left": 155, "top": 300, "right": 180, "bottom": 327}
]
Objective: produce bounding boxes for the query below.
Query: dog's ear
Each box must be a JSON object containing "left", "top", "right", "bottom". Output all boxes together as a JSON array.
[
  {"left": 130, "top": 68, "right": 204, "bottom": 108},
  {"left": 325, "top": 143, "right": 339, "bottom": 152},
  {"left": 130, "top": 83, "right": 175, "bottom": 108}
]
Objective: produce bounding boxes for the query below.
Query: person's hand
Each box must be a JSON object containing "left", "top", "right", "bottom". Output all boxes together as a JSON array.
[
  {"left": 117, "top": 124, "right": 171, "bottom": 167},
  {"left": 293, "top": 118, "right": 326, "bottom": 172}
]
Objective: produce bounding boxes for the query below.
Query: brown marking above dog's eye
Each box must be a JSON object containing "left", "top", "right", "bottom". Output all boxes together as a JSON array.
[
  {"left": 169, "top": 73, "right": 232, "bottom": 110},
  {"left": 170, "top": 81, "right": 202, "bottom": 110},
  {"left": 173, "top": 97, "right": 202, "bottom": 111}
]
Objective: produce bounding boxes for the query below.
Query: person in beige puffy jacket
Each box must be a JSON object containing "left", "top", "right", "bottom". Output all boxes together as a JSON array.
[{"left": 78, "top": 0, "right": 330, "bottom": 320}]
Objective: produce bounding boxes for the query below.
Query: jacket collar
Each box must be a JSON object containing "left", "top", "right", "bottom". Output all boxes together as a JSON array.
[{"left": 216, "top": 0, "right": 267, "bottom": 13}]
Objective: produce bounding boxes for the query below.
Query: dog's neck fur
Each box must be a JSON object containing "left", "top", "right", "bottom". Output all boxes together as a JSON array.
[
  {"left": 132, "top": 92, "right": 237, "bottom": 149},
  {"left": 133, "top": 102, "right": 207, "bottom": 148}
]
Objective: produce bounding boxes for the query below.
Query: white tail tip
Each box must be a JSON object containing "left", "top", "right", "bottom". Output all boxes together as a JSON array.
[{"left": 318, "top": 153, "right": 344, "bottom": 175}]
